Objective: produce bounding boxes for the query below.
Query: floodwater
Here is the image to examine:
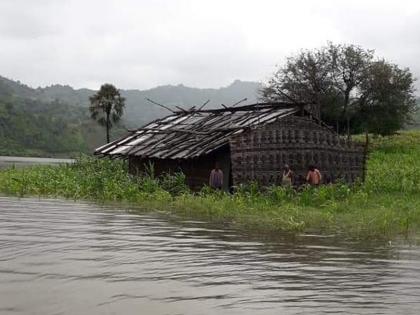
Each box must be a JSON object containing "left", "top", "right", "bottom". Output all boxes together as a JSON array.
[
  {"left": 0, "top": 156, "right": 74, "bottom": 169},
  {"left": 1, "top": 197, "right": 420, "bottom": 315}
]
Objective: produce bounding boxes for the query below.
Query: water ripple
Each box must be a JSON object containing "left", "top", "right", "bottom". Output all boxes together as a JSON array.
[{"left": 0, "top": 197, "right": 420, "bottom": 314}]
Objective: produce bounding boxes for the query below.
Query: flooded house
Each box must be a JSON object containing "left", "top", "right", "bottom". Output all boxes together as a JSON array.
[{"left": 95, "top": 102, "right": 366, "bottom": 190}]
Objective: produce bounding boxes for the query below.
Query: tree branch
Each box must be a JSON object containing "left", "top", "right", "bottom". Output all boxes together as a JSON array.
[{"left": 145, "top": 98, "right": 176, "bottom": 113}]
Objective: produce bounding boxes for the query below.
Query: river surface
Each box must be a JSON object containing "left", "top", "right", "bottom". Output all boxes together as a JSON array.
[
  {"left": 1, "top": 197, "right": 420, "bottom": 315},
  {"left": 0, "top": 156, "right": 74, "bottom": 169}
]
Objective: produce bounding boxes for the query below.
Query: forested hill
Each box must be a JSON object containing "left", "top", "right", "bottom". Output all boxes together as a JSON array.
[
  {"left": 0, "top": 77, "right": 108, "bottom": 156},
  {"left": 0, "top": 76, "right": 260, "bottom": 157}
]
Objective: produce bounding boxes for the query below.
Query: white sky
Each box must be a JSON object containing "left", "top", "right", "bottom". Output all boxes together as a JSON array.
[{"left": 0, "top": 0, "right": 419, "bottom": 92}]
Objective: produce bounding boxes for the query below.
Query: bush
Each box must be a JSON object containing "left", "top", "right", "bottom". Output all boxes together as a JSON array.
[{"left": 159, "top": 172, "right": 189, "bottom": 196}]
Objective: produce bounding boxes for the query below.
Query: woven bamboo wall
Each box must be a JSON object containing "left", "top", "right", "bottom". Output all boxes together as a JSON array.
[{"left": 229, "top": 116, "right": 365, "bottom": 186}]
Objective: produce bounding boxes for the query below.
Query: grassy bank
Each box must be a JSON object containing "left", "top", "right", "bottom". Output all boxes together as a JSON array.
[{"left": 1, "top": 131, "right": 420, "bottom": 239}]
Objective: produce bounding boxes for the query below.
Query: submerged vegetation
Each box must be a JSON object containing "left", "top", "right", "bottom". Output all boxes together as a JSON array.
[{"left": 1, "top": 131, "right": 420, "bottom": 239}]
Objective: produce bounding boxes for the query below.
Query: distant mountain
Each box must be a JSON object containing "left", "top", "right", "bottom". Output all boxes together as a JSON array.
[
  {"left": 0, "top": 75, "right": 261, "bottom": 156},
  {"left": 35, "top": 79, "right": 261, "bottom": 127},
  {"left": 0, "top": 76, "right": 261, "bottom": 127}
]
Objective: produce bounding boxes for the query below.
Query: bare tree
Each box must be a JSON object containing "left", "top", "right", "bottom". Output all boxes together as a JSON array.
[
  {"left": 261, "top": 43, "right": 416, "bottom": 136},
  {"left": 261, "top": 48, "right": 334, "bottom": 119},
  {"left": 328, "top": 43, "right": 374, "bottom": 136}
]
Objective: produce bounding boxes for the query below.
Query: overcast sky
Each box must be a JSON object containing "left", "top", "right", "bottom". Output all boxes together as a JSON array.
[{"left": 0, "top": 0, "right": 419, "bottom": 92}]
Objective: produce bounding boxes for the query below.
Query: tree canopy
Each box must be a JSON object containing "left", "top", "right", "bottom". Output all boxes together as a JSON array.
[
  {"left": 261, "top": 43, "right": 416, "bottom": 136},
  {"left": 89, "top": 83, "right": 125, "bottom": 143}
]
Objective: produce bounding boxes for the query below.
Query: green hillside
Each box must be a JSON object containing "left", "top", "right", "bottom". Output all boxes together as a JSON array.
[
  {"left": 0, "top": 77, "right": 125, "bottom": 157},
  {"left": 0, "top": 101, "right": 86, "bottom": 156},
  {"left": 0, "top": 75, "right": 261, "bottom": 157}
]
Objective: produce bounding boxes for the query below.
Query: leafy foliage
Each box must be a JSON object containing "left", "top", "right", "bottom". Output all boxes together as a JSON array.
[
  {"left": 355, "top": 60, "right": 416, "bottom": 135},
  {"left": 0, "top": 99, "right": 87, "bottom": 156}
]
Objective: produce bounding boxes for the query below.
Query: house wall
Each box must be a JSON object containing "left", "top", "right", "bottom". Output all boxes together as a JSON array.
[
  {"left": 128, "top": 146, "right": 231, "bottom": 191},
  {"left": 229, "top": 116, "right": 366, "bottom": 186}
]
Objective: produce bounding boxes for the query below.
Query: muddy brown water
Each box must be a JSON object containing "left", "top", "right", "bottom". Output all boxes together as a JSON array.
[{"left": 0, "top": 197, "right": 420, "bottom": 315}]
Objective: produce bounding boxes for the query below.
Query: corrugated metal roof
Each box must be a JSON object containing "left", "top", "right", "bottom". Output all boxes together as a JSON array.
[{"left": 95, "top": 102, "right": 304, "bottom": 159}]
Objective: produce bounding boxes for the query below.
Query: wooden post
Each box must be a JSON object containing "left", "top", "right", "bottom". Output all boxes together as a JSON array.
[{"left": 362, "top": 130, "right": 369, "bottom": 182}]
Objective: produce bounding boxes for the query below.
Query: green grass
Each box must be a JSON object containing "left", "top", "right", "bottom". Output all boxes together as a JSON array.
[{"left": 1, "top": 131, "right": 420, "bottom": 240}]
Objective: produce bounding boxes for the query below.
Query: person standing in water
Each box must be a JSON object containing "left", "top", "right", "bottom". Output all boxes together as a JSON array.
[
  {"left": 209, "top": 162, "right": 224, "bottom": 189},
  {"left": 282, "top": 164, "right": 294, "bottom": 186},
  {"left": 306, "top": 165, "right": 322, "bottom": 186}
]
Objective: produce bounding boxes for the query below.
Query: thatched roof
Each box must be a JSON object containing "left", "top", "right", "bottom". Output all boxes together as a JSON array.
[{"left": 95, "top": 102, "right": 308, "bottom": 159}]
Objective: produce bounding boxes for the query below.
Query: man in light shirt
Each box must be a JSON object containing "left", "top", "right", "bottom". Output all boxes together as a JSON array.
[{"left": 209, "top": 162, "right": 223, "bottom": 189}]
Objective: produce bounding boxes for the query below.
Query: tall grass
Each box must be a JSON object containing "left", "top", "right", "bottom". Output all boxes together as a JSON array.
[
  {"left": 0, "top": 156, "right": 176, "bottom": 204},
  {"left": 1, "top": 131, "right": 420, "bottom": 239}
]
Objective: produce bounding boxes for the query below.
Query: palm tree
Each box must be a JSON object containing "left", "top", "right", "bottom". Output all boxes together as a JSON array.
[{"left": 89, "top": 83, "right": 125, "bottom": 143}]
